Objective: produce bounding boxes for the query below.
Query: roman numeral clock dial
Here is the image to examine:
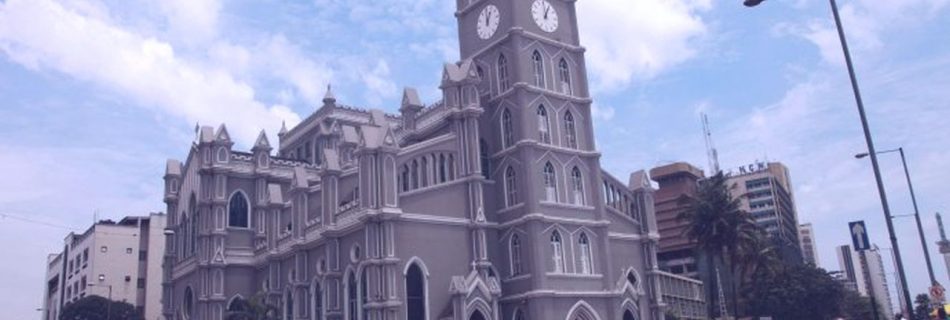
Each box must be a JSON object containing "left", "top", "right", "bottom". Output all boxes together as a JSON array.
[
  {"left": 476, "top": 4, "right": 500, "bottom": 40},
  {"left": 531, "top": 0, "right": 559, "bottom": 33}
]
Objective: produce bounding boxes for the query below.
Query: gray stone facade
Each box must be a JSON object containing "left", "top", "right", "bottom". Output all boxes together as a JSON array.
[{"left": 162, "top": 1, "right": 664, "bottom": 319}]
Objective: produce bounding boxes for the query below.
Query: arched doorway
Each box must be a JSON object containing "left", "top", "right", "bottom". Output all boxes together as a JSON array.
[
  {"left": 406, "top": 263, "right": 426, "bottom": 320},
  {"left": 623, "top": 310, "right": 636, "bottom": 320},
  {"left": 469, "top": 310, "right": 486, "bottom": 320}
]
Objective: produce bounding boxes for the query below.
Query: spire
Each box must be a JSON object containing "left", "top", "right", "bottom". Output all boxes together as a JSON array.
[
  {"left": 278, "top": 121, "right": 288, "bottom": 136},
  {"left": 323, "top": 84, "right": 336, "bottom": 105}
]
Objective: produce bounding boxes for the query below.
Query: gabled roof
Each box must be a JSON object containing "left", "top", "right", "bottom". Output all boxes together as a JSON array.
[
  {"left": 215, "top": 124, "right": 231, "bottom": 142},
  {"left": 253, "top": 130, "right": 271, "bottom": 150},
  {"left": 401, "top": 87, "right": 423, "bottom": 109},
  {"left": 165, "top": 159, "right": 182, "bottom": 176},
  {"left": 629, "top": 170, "right": 653, "bottom": 191}
]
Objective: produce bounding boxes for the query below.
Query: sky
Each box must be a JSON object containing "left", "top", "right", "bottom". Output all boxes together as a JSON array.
[{"left": 1, "top": 0, "right": 948, "bottom": 317}]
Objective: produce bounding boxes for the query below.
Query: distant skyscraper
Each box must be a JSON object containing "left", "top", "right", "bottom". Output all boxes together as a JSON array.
[
  {"left": 837, "top": 244, "right": 894, "bottom": 317},
  {"left": 726, "top": 162, "right": 802, "bottom": 264},
  {"left": 799, "top": 223, "right": 819, "bottom": 266}
]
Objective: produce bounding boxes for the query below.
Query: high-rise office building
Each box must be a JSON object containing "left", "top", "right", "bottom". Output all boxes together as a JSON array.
[
  {"left": 799, "top": 223, "right": 819, "bottom": 266},
  {"left": 651, "top": 162, "right": 705, "bottom": 279},
  {"left": 836, "top": 244, "right": 893, "bottom": 317},
  {"left": 726, "top": 162, "right": 802, "bottom": 264},
  {"left": 42, "top": 213, "right": 167, "bottom": 320}
]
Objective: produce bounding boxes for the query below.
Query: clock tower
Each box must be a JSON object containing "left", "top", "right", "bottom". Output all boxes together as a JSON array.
[{"left": 454, "top": 1, "right": 662, "bottom": 320}]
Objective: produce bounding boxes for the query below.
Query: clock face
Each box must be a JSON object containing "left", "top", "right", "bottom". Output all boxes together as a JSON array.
[
  {"left": 477, "top": 5, "right": 500, "bottom": 40},
  {"left": 531, "top": 0, "right": 558, "bottom": 33}
]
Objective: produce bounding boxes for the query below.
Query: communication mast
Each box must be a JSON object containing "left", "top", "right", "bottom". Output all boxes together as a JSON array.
[{"left": 702, "top": 113, "right": 720, "bottom": 175}]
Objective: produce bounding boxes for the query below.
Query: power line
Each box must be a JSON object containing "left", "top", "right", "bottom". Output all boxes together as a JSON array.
[{"left": 0, "top": 212, "right": 81, "bottom": 231}]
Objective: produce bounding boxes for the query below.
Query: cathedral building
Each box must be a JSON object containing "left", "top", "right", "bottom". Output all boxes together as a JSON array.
[{"left": 161, "top": 0, "right": 664, "bottom": 319}]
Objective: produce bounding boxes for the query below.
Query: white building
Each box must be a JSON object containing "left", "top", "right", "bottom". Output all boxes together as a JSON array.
[
  {"left": 799, "top": 223, "right": 819, "bottom": 266},
  {"left": 836, "top": 244, "right": 893, "bottom": 317},
  {"left": 42, "top": 213, "right": 167, "bottom": 320}
]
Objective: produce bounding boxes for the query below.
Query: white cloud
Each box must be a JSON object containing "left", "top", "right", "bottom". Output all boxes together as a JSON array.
[
  {"left": 155, "top": 0, "right": 221, "bottom": 45},
  {"left": 578, "top": 0, "right": 711, "bottom": 91},
  {"left": 0, "top": 0, "right": 299, "bottom": 145}
]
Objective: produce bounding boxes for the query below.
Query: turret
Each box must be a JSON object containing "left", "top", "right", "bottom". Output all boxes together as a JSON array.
[
  {"left": 164, "top": 159, "right": 182, "bottom": 204},
  {"left": 252, "top": 130, "right": 272, "bottom": 170},
  {"left": 212, "top": 124, "right": 234, "bottom": 165},
  {"left": 400, "top": 87, "right": 424, "bottom": 131}
]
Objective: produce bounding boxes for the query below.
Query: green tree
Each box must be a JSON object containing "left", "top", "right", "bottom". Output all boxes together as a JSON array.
[
  {"left": 225, "top": 293, "right": 281, "bottom": 320},
  {"left": 679, "top": 172, "right": 758, "bottom": 318},
  {"left": 59, "top": 295, "right": 143, "bottom": 320},
  {"left": 838, "top": 289, "right": 879, "bottom": 320},
  {"left": 913, "top": 293, "right": 932, "bottom": 320},
  {"left": 744, "top": 264, "right": 843, "bottom": 320}
]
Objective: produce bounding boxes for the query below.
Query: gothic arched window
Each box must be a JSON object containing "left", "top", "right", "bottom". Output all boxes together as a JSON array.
[
  {"left": 551, "top": 230, "right": 565, "bottom": 273},
  {"left": 189, "top": 194, "right": 198, "bottom": 256},
  {"left": 347, "top": 273, "right": 358, "bottom": 320},
  {"left": 537, "top": 105, "right": 551, "bottom": 144},
  {"left": 411, "top": 160, "right": 419, "bottom": 189},
  {"left": 406, "top": 263, "right": 426, "bottom": 320},
  {"left": 559, "top": 58, "right": 572, "bottom": 94},
  {"left": 183, "top": 286, "right": 194, "bottom": 319},
  {"left": 421, "top": 157, "right": 429, "bottom": 187},
  {"left": 571, "top": 167, "right": 584, "bottom": 205},
  {"left": 228, "top": 191, "right": 249, "bottom": 228},
  {"left": 564, "top": 111, "right": 577, "bottom": 149},
  {"left": 532, "top": 50, "right": 545, "bottom": 88},
  {"left": 502, "top": 109, "right": 514, "bottom": 148},
  {"left": 543, "top": 162, "right": 557, "bottom": 202},
  {"left": 313, "top": 281, "right": 324, "bottom": 320},
  {"left": 578, "top": 233, "right": 593, "bottom": 274},
  {"left": 511, "top": 234, "right": 523, "bottom": 276},
  {"left": 498, "top": 54, "right": 510, "bottom": 92},
  {"left": 284, "top": 289, "right": 294, "bottom": 320},
  {"left": 623, "top": 310, "right": 637, "bottom": 320},
  {"left": 480, "top": 140, "right": 490, "bottom": 179},
  {"left": 401, "top": 165, "right": 410, "bottom": 192},
  {"left": 505, "top": 166, "right": 518, "bottom": 206},
  {"left": 439, "top": 154, "right": 447, "bottom": 183}
]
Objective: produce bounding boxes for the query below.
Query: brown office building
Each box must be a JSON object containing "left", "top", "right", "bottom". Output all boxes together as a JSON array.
[{"left": 650, "top": 162, "right": 705, "bottom": 278}]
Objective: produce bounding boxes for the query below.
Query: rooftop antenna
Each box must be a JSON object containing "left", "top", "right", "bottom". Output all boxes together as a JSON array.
[{"left": 702, "top": 113, "right": 720, "bottom": 175}]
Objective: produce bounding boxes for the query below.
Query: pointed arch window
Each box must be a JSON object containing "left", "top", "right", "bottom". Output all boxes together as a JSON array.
[
  {"left": 578, "top": 233, "right": 593, "bottom": 274},
  {"left": 406, "top": 263, "right": 426, "bottom": 320},
  {"left": 401, "top": 165, "right": 410, "bottom": 192},
  {"left": 227, "top": 297, "right": 247, "bottom": 313},
  {"left": 502, "top": 109, "right": 514, "bottom": 148},
  {"left": 480, "top": 140, "right": 490, "bottom": 179},
  {"left": 532, "top": 50, "right": 545, "bottom": 88},
  {"left": 537, "top": 105, "right": 551, "bottom": 144},
  {"left": 564, "top": 111, "right": 577, "bottom": 149},
  {"left": 347, "top": 273, "right": 358, "bottom": 320},
  {"left": 543, "top": 162, "right": 557, "bottom": 202},
  {"left": 228, "top": 191, "right": 249, "bottom": 228},
  {"left": 284, "top": 289, "right": 294, "bottom": 320},
  {"left": 313, "top": 281, "right": 324, "bottom": 320},
  {"left": 498, "top": 54, "right": 510, "bottom": 92},
  {"left": 505, "top": 166, "right": 518, "bottom": 206},
  {"left": 421, "top": 157, "right": 429, "bottom": 187},
  {"left": 623, "top": 310, "right": 637, "bottom": 320},
  {"left": 183, "top": 286, "right": 194, "bottom": 319},
  {"left": 510, "top": 234, "right": 523, "bottom": 276},
  {"left": 189, "top": 194, "right": 198, "bottom": 256},
  {"left": 439, "top": 154, "right": 447, "bottom": 183},
  {"left": 559, "top": 58, "right": 572, "bottom": 94},
  {"left": 551, "top": 230, "right": 565, "bottom": 273},
  {"left": 411, "top": 160, "right": 419, "bottom": 189},
  {"left": 571, "top": 167, "right": 584, "bottom": 205}
]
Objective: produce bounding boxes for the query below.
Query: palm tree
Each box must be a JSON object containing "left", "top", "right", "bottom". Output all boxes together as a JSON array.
[{"left": 679, "top": 171, "right": 758, "bottom": 318}]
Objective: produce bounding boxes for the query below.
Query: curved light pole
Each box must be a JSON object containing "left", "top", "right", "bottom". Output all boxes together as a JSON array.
[
  {"left": 743, "top": 0, "right": 915, "bottom": 318},
  {"left": 89, "top": 275, "right": 113, "bottom": 320},
  {"left": 857, "top": 147, "right": 938, "bottom": 289}
]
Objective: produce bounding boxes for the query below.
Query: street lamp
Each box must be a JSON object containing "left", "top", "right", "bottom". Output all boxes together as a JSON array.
[
  {"left": 89, "top": 276, "right": 113, "bottom": 320},
  {"left": 856, "top": 147, "right": 938, "bottom": 289},
  {"left": 743, "top": 0, "right": 915, "bottom": 318}
]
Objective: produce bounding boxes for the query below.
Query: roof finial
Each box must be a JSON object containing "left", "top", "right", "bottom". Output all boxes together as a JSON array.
[
  {"left": 323, "top": 83, "right": 336, "bottom": 105},
  {"left": 278, "top": 120, "right": 288, "bottom": 136}
]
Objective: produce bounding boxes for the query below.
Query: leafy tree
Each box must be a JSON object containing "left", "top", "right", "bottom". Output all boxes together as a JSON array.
[
  {"left": 838, "top": 289, "right": 880, "bottom": 320},
  {"left": 913, "top": 293, "right": 932, "bottom": 320},
  {"left": 679, "top": 172, "right": 758, "bottom": 318},
  {"left": 59, "top": 295, "right": 142, "bottom": 320},
  {"left": 744, "top": 264, "right": 843, "bottom": 320},
  {"left": 225, "top": 293, "right": 281, "bottom": 320}
]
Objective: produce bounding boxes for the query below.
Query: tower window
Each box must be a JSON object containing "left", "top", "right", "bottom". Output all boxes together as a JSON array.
[
  {"left": 511, "top": 234, "right": 523, "bottom": 276},
  {"left": 532, "top": 51, "right": 545, "bottom": 88},
  {"left": 564, "top": 111, "right": 577, "bottom": 149},
  {"left": 559, "top": 58, "right": 572, "bottom": 94},
  {"left": 313, "top": 281, "right": 323, "bottom": 320},
  {"left": 537, "top": 105, "right": 551, "bottom": 144},
  {"left": 347, "top": 273, "right": 357, "bottom": 320},
  {"left": 502, "top": 109, "right": 514, "bottom": 148},
  {"left": 228, "top": 191, "right": 249, "bottom": 228},
  {"left": 578, "top": 233, "right": 593, "bottom": 274},
  {"left": 543, "top": 162, "right": 557, "bottom": 202},
  {"left": 551, "top": 230, "right": 565, "bottom": 273},
  {"left": 571, "top": 167, "right": 584, "bottom": 205},
  {"left": 505, "top": 166, "right": 518, "bottom": 206},
  {"left": 498, "top": 54, "right": 510, "bottom": 92},
  {"left": 480, "top": 140, "right": 490, "bottom": 179}
]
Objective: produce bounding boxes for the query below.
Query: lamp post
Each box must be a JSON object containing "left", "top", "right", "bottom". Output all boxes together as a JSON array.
[
  {"left": 856, "top": 148, "right": 938, "bottom": 289},
  {"left": 743, "top": 0, "right": 915, "bottom": 317},
  {"left": 89, "top": 274, "right": 113, "bottom": 320}
]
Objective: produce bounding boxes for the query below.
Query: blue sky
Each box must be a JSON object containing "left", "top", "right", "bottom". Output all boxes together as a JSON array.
[{"left": 1, "top": 0, "right": 948, "bottom": 317}]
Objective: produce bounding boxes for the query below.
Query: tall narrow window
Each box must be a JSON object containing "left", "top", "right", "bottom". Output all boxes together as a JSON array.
[
  {"left": 401, "top": 165, "right": 410, "bottom": 191},
  {"left": 511, "top": 234, "right": 523, "bottom": 276},
  {"left": 313, "top": 282, "right": 323, "bottom": 320},
  {"left": 406, "top": 264, "right": 426, "bottom": 320},
  {"left": 502, "top": 109, "right": 514, "bottom": 148},
  {"left": 551, "top": 230, "right": 564, "bottom": 273},
  {"left": 183, "top": 287, "right": 194, "bottom": 319},
  {"left": 543, "top": 162, "right": 557, "bottom": 202},
  {"left": 514, "top": 309, "right": 526, "bottom": 320},
  {"left": 480, "top": 140, "right": 490, "bottom": 179},
  {"left": 559, "top": 58, "right": 572, "bottom": 94},
  {"left": 360, "top": 270, "right": 368, "bottom": 319},
  {"left": 347, "top": 273, "right": 358, "bottom": 320},
  {"left": 421, "top": 157, "right": 429, "bottom": 187},
  {"left": 578, "top": 233, "right": 592, "bottom": 274},
  {"left": 285, "top": 290, "right": 294, "bottom": 320},
  {"left": 411, "top": 160, "right": 419, "bottom": 189},
  {"left": 498, "top": 54, "right": 510, "bottom": 92},
  {"left": 564, "top": 111, "right": 577, "bottom": 149},
  {"left": 537, "top": 105, "right": 551, "bottom": 144},
  {"left": 448, "top": 155, "right": 456, "bottom": 180},
  {"left": 439, "top": 154, "right": 447, "bottom": 183},
  {"left": 532, "top": 51, "right": 545, "bottom": 88},
  {"left": 571, "top": 167, "right": 584, "bottom": 205},
  {"left": 228, "top": 191, "right": 249, "bottom": 228},
  {"left": 190, "top": 196, "right": 198, "bottom": 256},
  {"left": 505, "top": 167, "right": 518, "bottom": 206}
]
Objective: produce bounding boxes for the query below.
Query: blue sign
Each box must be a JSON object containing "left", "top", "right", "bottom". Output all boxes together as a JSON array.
[{"left": 849, "top": 221, "right": 870, "bottom": 251}]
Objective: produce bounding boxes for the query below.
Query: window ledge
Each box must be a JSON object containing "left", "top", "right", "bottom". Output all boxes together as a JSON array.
[
  {"left": 545, "top": 272, "right": 603, "bottom": 279},
  {"left": 539, "top": 201, "right": 594, "bottom": 211},
  {"left": 502, "top": 274, "right": 532, "bottom": 283},
  {"left": 497, "top": 203, "right": 525, "bottom": 214}
]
